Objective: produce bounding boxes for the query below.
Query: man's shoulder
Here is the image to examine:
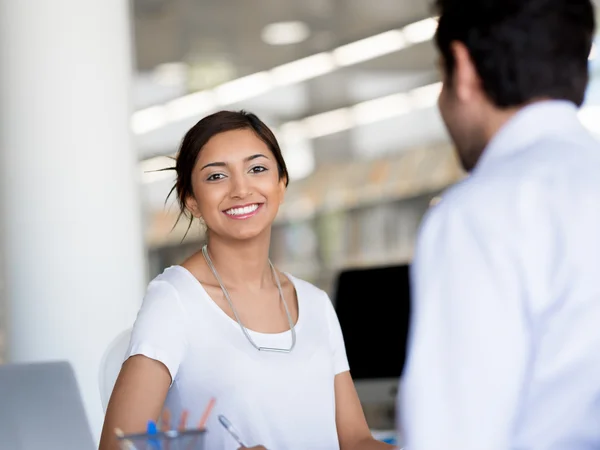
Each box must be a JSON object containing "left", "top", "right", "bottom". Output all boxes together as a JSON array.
[
  {"left": 445, "top": 139, "right": 600, "bottom": 207},
  {"left": 428, "top": 138, "right": 600, "bottom": 240},
  {"left": 429, "top": 175, "right": 495, "bottom": 216}
]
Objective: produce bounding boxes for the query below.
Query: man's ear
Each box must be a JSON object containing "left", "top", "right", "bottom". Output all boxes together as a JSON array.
[{"left": 450, "top": 41, "right": 481, "bottom": 103}]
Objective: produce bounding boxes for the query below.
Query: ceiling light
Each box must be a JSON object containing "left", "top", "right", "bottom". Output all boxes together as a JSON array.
[
  {"left": 333, "top": 30, "right": 406, "bottom": 66},
  {"left": 352, "top": 92, "right": 412, "bottom": 125},
  {"left": 403, "top": 17, "right": 438, "bottom": 44},
  {"left": 279, "top": 121, "right": 309, "bottom": 144},
  {"left": 291, "top": 82, "right": 441, "bottom": 140},
  {"left": 214, "top": 72, "right": 273, "bottom": 105},
  {"left": 302, "top": 108, "right": 355, "bottom": 138},
  {"left": 152, "top": 62, "right": 188, "bottom": 87},
  {"left": 131, "top": 106, "right": 167, "bottom": 135},
  {"left": 410, "top": 82, "right": 442, "bottom": 109},
  {"left": 271, "top": 53, "right": 337, "bottom": 86},
  {"left": 165, "top": 91, "right": 217, "bottom": 122},
  {"left": 261, "top": 21, "right": 310, "bottom": 46}
]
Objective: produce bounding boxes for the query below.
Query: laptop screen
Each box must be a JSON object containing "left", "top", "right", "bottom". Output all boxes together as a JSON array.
[{"left": 333, "top": 264, "right": 411, "bottom": 380}]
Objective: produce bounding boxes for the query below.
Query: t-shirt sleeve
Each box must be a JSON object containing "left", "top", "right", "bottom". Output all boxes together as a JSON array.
[
  {"left": 126, "top": 279, "right": 188, "bottom": 384},
  {"left": 324, "top": 294, "right": 350, "bottom": 375}
]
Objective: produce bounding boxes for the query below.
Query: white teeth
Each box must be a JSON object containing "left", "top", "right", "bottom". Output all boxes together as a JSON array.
[{"left": 225, "top": 204, "right": 259, "bottom": 216}]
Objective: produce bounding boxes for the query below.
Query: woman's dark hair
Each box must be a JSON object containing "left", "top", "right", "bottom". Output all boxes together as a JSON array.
[
  {"left": 167, "top": 110, "right": 289, "bottom": 235},
  {"left": 435, "top": 0, "right": 595, "bottom": 107}
]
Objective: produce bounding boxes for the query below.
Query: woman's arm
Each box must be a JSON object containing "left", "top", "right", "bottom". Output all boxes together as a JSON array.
[
  {"left": 98, "top": 355, "right": 171, "bottom": 450},
  {"left": 335, "top": 372, "right": 395, "bottom": 450}
]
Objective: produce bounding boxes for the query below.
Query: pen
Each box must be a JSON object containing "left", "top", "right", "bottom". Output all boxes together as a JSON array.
[
  {"left": 147, "top": 420, "right": 161, "bottom": 449},
  {"left": 197, "top": 397, "right": 216, "bottom": 429},
  {"left": 161, "top": 409, "right": 171, "bottom": 432},
  {"left": 184, "top": 400, "right": 215, "bottom": 450},
  {"left": 218, "top": 414, "right": 246, "bottom": 447},
  {"left": 179, "top": 410, "right": 189, "bottom": 431}
]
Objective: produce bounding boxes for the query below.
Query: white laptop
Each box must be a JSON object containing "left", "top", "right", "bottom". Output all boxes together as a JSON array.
[{"left": 0, "top": 361, "right": 95, "bottom": 450}]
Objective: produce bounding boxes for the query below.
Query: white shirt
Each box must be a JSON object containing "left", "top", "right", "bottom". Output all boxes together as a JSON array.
[
  {"left": 126, "top": 266, "right": 349, "bottom": 450},
  {"left": 399, "top": 101, "right": 600, "bottom": 449}
]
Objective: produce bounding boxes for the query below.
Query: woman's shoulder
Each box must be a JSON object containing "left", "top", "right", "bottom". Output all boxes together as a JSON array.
[
  {"left": 145, "top": 265, "right": 201, "bottom": 302},
  {"left": 285, "top": 273, "right": 331, "bottom": 304},
  {"left": 152, "top": 264, "right": 187, "bottom": 282}
]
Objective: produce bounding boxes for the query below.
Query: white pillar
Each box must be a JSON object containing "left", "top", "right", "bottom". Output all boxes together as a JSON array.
[{"left": 0, "top": 0, "right": 146, "bottom": 441}]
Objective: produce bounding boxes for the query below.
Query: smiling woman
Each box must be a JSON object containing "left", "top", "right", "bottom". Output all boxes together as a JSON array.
[
  {"left": 99, "top": 110, "right": 394, "bottom": 450},
  {"left": 171, "top": 111, "right": 289, "bottom": 241}
]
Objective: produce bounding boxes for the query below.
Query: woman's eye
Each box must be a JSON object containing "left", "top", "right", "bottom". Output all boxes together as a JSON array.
[
  {"left": 250, "top": 166, "right": 267, "bottom": 173},
  {"left": 206, "top": 173, "right": 226, "bottom": 181}
]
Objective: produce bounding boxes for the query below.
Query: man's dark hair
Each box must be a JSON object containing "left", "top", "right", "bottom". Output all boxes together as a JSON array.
[{"left": 435, "top": 0, "right": 596, "bottom": 107}]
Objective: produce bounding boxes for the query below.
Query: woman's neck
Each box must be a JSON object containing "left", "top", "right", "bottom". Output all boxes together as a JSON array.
[{"left": 204, "top": 231, "right": 274, "bottom": 291}]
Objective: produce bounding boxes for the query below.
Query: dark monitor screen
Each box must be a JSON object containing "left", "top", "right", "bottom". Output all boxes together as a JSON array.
[{"left": 333, "top": 264, "right": 411, "bottom": 380}]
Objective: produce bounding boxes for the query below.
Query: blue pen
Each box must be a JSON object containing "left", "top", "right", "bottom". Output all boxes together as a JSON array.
[
  {"left": 147, "top": 420, "right": 161, "bottom": 449},
  {"left": 218, "top": 414, "right": 246, "bottom": 447}
]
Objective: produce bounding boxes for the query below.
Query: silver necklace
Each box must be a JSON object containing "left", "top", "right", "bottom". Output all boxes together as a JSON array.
[{"left": 202, "top": 245, "right": 296, "bottom": 353}]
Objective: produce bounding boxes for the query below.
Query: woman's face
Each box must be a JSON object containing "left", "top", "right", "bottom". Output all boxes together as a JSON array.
[{"left": 186, "top": 128, "right": 286, "bottom": 241}]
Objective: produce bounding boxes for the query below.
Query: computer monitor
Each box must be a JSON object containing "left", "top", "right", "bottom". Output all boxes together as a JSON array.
[
  {"left": 333, "top": 264, "right": 411, "bottom": 427},
  {"left": 0, "top": 361, "right": 95, "bottom": 450}
]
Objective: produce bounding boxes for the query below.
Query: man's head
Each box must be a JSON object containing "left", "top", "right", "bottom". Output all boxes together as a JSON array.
[{"left": 435, "top": 0, "right": 596, "bottom": 171}]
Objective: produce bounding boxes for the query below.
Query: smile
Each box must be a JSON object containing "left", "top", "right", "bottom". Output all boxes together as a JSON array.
[{"left": 223, "top": 203, "right": 263, "bottom": 219}]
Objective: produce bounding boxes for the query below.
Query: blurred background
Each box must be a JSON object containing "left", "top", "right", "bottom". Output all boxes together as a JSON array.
[
  {"left": 1, "top": 0, "right": 599, "bottom": 440},
  {"left": 134, "top": 0, "right": 600, "bottom": 289}
]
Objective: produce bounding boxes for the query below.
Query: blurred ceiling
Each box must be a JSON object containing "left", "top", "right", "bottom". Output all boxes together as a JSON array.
[
  {"left": 132, "top": 0, "right": 432, "bottom": 74},
  {"left": 131, "top": 2, "right": 443, "bottom": 156}
]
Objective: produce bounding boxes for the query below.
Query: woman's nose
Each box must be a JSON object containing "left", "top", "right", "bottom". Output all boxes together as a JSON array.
[{"left": 229, "top": 173, "right": 251, "bottom": 199}]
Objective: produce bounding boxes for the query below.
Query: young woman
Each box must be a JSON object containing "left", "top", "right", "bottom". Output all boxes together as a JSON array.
[{"left": 99, "top": 111, "right": 393, "bottom": 450}]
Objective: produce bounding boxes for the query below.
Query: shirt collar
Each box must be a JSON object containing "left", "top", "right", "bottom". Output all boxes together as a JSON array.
[{"left": 475, "top": 100, "right": 582, "bottom": 172}]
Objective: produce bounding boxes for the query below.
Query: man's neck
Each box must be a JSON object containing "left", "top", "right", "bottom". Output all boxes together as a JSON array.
[
  {"left": 482, "top": 98, "right": 555, "bottom": 147},
  {"left": 482, "top": 106, "right": 521, "bottom": 147}
]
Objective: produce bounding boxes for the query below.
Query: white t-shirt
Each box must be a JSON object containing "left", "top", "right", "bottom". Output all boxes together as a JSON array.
[{"left": 126, "top": 266, "right": 349, "bottom": 450}]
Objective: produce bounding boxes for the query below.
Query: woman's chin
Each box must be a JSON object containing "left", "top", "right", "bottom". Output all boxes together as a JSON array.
[{"left": 221, "top": 224, "right": 271, "bottom": 242}]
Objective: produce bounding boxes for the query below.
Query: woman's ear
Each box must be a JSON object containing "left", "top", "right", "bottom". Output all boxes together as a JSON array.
[
  {"left": 185, "top": 195, "right": 202, "bottom": 218},
  {"left": 278, "top": 178, "right": 287, "bottom": 204}
]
